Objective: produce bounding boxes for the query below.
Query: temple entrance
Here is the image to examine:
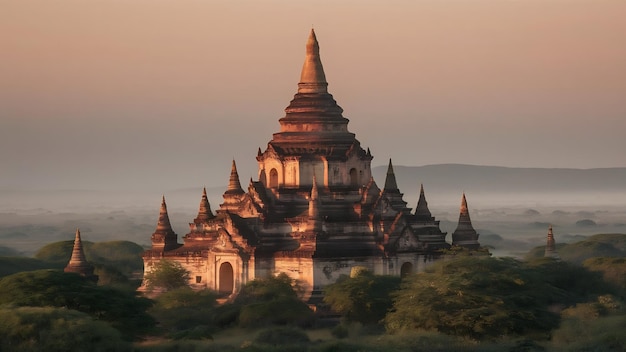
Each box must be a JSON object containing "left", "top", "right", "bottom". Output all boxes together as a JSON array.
[
  {"left": 269, "top": 169, "right": 278, "bottom": 188},
  {"left": 349, "top": 168, "right": 358, "bottom": 186},
  {"left": 400, "top": 262, "right": 413, "bottom": 277},
  {"left": 218, "top": 262, "right": 234, "bottom": 295}
]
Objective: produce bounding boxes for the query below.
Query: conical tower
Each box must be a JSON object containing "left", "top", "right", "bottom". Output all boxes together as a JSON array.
[
  {"left": 225, "top": 160, "right": 245, "bottom": 195},
  {"left": 221, "top": 160, "right": 246, "bottom": 211},
  {"left": 64, "top": 229, "right": 97, "bottom": 281},
  {"left": 544, "top": 225, "right": 559, "bottom": 258},
  {"left": 451, "top": 193, "right": 480, "bottom": 249},
  {"left": 382, "top": 159, "right": 408, "bottom": 211},
  {"left": 383, "top": 159, "right": 399, "bottom": 192},
  {"left": 151, "top": 196, "right": 179, "bottom": 251},
  {"left": 257, "top": 29, "right": 372, "bottom": 189},
  {"left": 194, "top": 187, "right": 214, "bottom": 224},
  {"left": 414, "top": 184, "right": 433, "bottom": 221}
]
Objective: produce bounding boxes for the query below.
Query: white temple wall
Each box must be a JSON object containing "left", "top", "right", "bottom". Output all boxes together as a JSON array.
[
  {"left": 312, "top": 257, "right": 385, "bottom": 290},
  {"left": 273, "top": 257, "right": 314, "bottom": 301},
  {"left": 299, "top": 159, "right": 326, "bottom": 187}
]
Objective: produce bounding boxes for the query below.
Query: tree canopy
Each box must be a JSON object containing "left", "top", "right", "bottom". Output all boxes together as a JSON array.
[
  {"left": 0, "top": 306, "right": 131, "bottom": 352},
  {"left": 384, "top": 256, "right": 608, "bottom": 340},
  {"left": 225, "top": 273, "right": 315, "bottom": 328},
  {"left": 0, "top": 270, "right": 155, "bottom": 340},
  {"left": 149, "top": 287, "right": 218, "bottom": 340},
  {"left": 324, "top": 269, "right": 401, "bottom": 325},
  {"left": 143, "top": 259, "right": 191, "bottom": 291}
]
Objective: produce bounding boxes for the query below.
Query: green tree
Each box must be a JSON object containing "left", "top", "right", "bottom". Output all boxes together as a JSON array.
[
  {"left": 149, "top": 287, "right": 218, "bottom": 339},
  {"left": 0, "top": 306, "right": 131, "bottom": 352},
  {"left": 144, "top": 259, "right": 191, "bottom": 291},
  {"left": 385, "top": 257, "right": 561, "bottom": 340},
  {"left": 0, "top": 270, "right": 155, "bottom": 340},
  {"left": 324, "top": 269, "right": 401, "bottom": 325},
  {"left": 217, "top": 273, "right": 314, "bottom": 328}
]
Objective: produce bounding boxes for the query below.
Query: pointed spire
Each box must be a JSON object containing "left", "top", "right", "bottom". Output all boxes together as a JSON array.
[
  {"left": 311, "top": 174, "right": 319, "bottom": 201},
  {"left": 64, "top": 229, "right": 96, "bottom": 280},
  {"left": 452, "top": 193, "right": 480, "bottom": 249},
  {"left": 414, "top": 184, "right": 433, "bottom": 220},
  {"left": 298, "top": 28, "right": 328, "bottom": 94},
  {"left": 308, "top": 175, "right": 322, "bottom": 231},
  {"left": 225, "top": 160, "right": 245, "bottom": 195},
  {"left": 194, "top": 187, "right": 214, "bottom": 223},
  {"left": 460, "top": 192, "right": 468, "bottom": 216},
  {"left": 545, "top": 225, "right": 559, "bottom": 258},
  {"left": 384, "top": 159, "right": 399, "bottom": 192},
  {"left": 156, "top": 195, "right": 174, "bottom": 232},
  {"left": 151, "top": 196, "right": 179, "bottom": 251}
]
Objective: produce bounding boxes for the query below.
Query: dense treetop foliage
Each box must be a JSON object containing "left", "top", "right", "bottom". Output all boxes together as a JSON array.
[
  {"left": 0, "top": 269, "right": 155, "bottom": 340},
  {"left": 0, "top": 306, "right": 132, "bottom": 352},
  {"left": 143, "top": 259, "right": 191, "bottom": 292},
  {"left": 385, "top": 256, "right": 615, "bottom": 340},
  {"left": 228, "top": 273, "right": 315, "bottom": 328},
  {"left": 324, "top": 269, "right": 401, "bottom": 325},
  {"left": 0, "top": 257, "right": 51, "bottom": 277},
  {"left": 149, "top": 287, "right": 218, "bottom": 340}
]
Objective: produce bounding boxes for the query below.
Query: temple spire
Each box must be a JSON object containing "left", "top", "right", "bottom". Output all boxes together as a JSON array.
[
  {"left": 151, "top": 196, "right": 179, "bottom": 251},
  {"left": 156, "top": 196, "right": 173, "bottom": 232},
  {"left": 64, "top": 229, "right": 96, "bottom": 280},
  {"left": 194, "top": 187, "right": 214, "bottom": 223},
  {"left": 383, "top": 159, "right": 399, "bottom": 192},
  {"left": 226, "top": 160, "right": 245, "bottom": 195},
  {"left": 308, "top": 175, "right": 322, "bottom": 231},
  {"left": 298, "top": 28, "right": 328, "bottom": 94},
  {"left": 544, "top": 225, "right": 559, "bottom": 259},
  {"left": 452, "top": 193, "right": 480, "bottom": 249},
  {"left": 414, "top": 184, "right": 433, "bottom": 220}
]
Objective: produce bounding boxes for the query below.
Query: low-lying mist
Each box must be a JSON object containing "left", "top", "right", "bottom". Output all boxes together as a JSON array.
[{"left": 1, "top": 186, "right": 624, "bottom": 258}]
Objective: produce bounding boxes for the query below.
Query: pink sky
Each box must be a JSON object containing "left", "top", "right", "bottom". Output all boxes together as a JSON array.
[{"left": 1, "top": 0, "right": 625, "bottom": 191}]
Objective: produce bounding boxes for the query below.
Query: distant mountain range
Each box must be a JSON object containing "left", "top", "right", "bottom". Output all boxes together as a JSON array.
[{"left": 371, "top": 164, "right": 626, "bottom": 197}]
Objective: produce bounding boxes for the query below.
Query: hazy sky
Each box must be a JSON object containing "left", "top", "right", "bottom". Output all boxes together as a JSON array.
[{"left": 2, "top": 0, "right": 625, "bottom": 192}]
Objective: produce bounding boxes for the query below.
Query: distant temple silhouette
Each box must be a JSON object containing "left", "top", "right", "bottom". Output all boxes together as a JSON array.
[
  {"left": 544, "top": 225, "right": 559, "bottom": 259},
  {"left": 139, "top": 30, "right": 481, "bottom": 300}
]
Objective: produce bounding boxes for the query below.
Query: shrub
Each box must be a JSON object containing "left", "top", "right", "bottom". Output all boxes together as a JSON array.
[
  {"left": 254, "top": 326, "right": 310, "bottom": 345},
  {"left": 331, "top": 324, "right": 349, "bottom": 339},
  {"left": 144, "top": 259, "right": 191, "bottom": 291},
  {"left": 0, "top": 306, "right": 131, "bottom": 352}
]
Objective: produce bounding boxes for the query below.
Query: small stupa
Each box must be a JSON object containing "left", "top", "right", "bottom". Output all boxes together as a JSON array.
[
  {"left": 544, "top": 225, "right": 559, "bottom": 259},
  {"left": 451, "top": 193, "right": 481, "bottom": 249},
  {"left": 64, "top": 228, "right": 98, "bottom": 282}
]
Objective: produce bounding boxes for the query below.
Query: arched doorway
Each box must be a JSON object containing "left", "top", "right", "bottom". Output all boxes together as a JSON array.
[
  {"left": 349, "top": 168, "right": 358, "bottom": 186},
  {"left": 219, "top": 262, "right": 234, "bottom": 295},
  {"left": 269, "top": 168, "right": 278, "bottom": 188},
  {"left": 400, "top": 262, "right": 413, "bottom": 277}
]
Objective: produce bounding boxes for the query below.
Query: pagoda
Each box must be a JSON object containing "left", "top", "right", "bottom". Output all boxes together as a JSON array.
[
  {"left": 451, "top": 193, "right": 481, "bottom": 249},
  {"left": 544, "top": 225, "right": 559, "bottom": 259},
  {"left": 141, "top": 30, "right": 477, "bottom": 299},
  {"left": 64, "top": 229, "right": 98, "bottom": 282}
]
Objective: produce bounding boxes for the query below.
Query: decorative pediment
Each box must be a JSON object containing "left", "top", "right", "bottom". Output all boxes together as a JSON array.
[
  {"left": 215, "top": 228, "right": 235, "bottom": 250},
  {"left": 260, "top": 143, "right": 281, "bottom": 161},
  {"left": 393, "top": 227, "right": 422, "bottom": 252}
]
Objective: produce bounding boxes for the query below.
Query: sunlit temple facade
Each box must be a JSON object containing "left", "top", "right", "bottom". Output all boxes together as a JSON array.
[{"left": 140, "top": 30, "right": 480, "bottom": 300}]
